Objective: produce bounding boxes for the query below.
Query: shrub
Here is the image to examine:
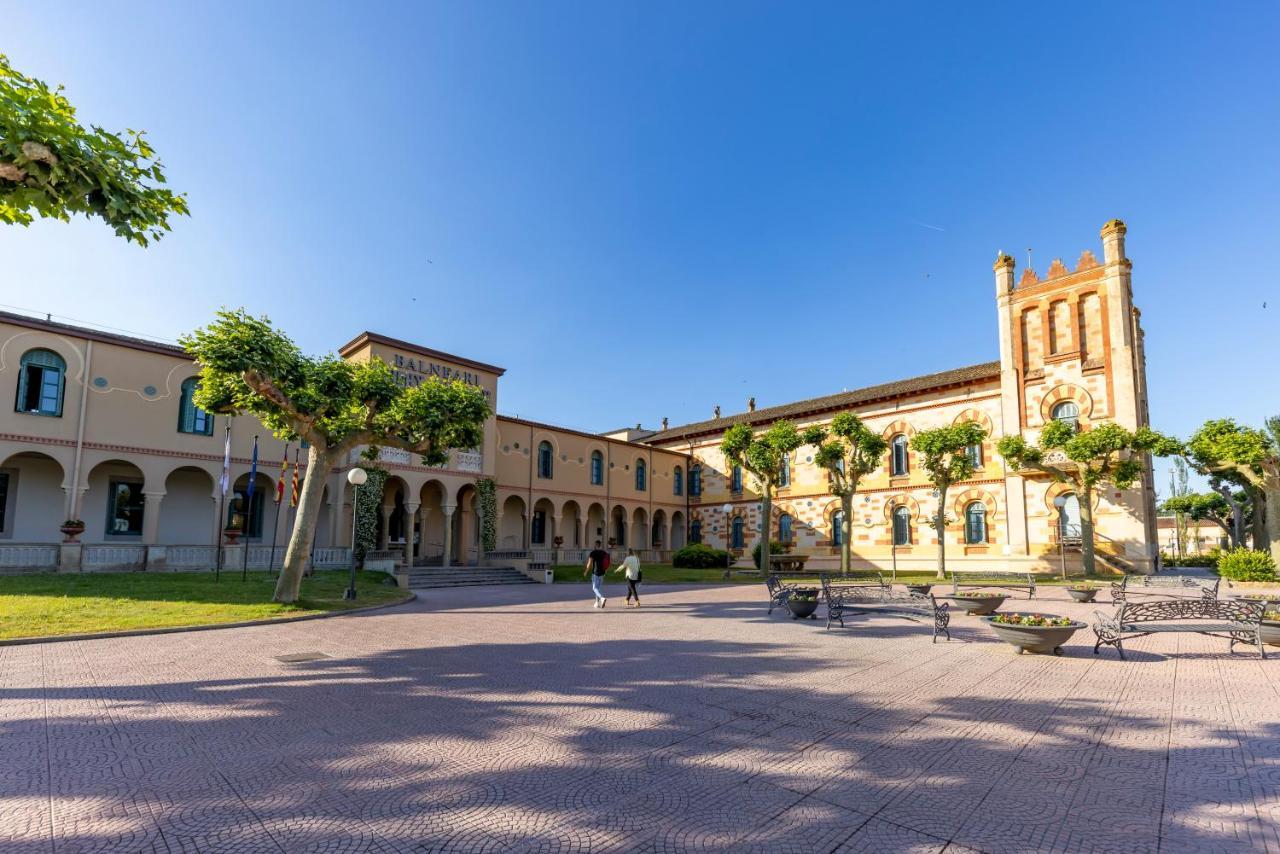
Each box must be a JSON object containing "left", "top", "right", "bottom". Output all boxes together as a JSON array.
[
  {"left": 1216, "top": 549, "right": 1277, "bottom": 582},
  {"left": 672, "top": 544, "right": 730, "bottom": 569},
  {"left": 1160, "top": 550, "right": 1220, "bottom": 568},
  {"left": 752, "top": 540, "right": 787, "bottom": 569}
]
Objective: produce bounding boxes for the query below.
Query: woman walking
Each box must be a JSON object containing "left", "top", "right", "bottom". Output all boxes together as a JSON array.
[{"left": 615, "top": 548, "right": 642, "bottom": 607}]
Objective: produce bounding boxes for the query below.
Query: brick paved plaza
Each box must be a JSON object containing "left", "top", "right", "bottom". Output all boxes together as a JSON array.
[{"left": 1, "top": 582, "right": 1277, "bottom": 853}]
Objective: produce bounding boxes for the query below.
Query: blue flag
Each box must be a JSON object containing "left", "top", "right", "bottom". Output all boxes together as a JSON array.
[{"left": 246, "top": 436, "right": 259, "bottom": 501}]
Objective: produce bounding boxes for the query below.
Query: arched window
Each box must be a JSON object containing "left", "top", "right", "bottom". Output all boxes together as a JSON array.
[
  {"left": 690, "top": 520, "right": 702, "bottom": 544},
  {"left": 892, "top": 505, "right": 912, "bottom": 546},
  {"left": 965, "top": 502, "right": 987, "bottom": 544},
  {"left": 779, "top": 513, "right": 793, "bottom": 544},
  {"left": 779, "top": 455, "right": 790, "bottom": 488},
  {"left": 537, "top": 441, "right": 554, "bottom": 479},
  {"left": 832, "top": 510, "right": 844, "bottom": 546},
  {"left": 966, "top": 441, "right": 983, "bottom": 468},
  {"left": 178, "top": 377, "right": 214, "bottom": 435},
  {"left": 531, "top": 509, "right": 547, "bottom": 544},
  {"left": 731, "top": 465, "right": 743, "bottom": 493},
  {"left": 1058, "top": 493, "right": 1081, "bottom": 540},
  {"left": 890, "top": 435, "right": 909, "bottom": 476},
  {"left": 590, "top": 451, "right": 603, "bottom": 485},
  {"left": 731, "top": 516, "right": 744, "bottom": 549},
  {"left": 690, "top": 465, "right": 702, "bottom": 496},
  {"left": 673, "top": 466, "right": 683, "bottom": 496},
  {"left": 1052, "top": 401, "right": 1080, "bottom": 430},
  {"left": 635, "top": 460, "right": 646, "bottom": 491},
  {"left": 15, "top": 349, "right": 65, "bottom": 417}
]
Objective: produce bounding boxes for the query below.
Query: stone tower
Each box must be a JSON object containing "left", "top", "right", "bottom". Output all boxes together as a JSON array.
[{"left": 994, "top": 219, "right": 1158, "bottom": 572}]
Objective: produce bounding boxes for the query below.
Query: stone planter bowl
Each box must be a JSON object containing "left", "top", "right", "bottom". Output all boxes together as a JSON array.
[
  {"left": 1261, "top": 620, "right": 1280, "bottom": 648},
  {"left": 950, "top": 594, "right": 1007, "bottom": 616},
  {"left": 1067, "top": 588, "right": 1098, "bottom": 603},
  {"left": 787, "top": 597, "right": 819, "bottom": 620},
  {"left": 906, "top": 584, "right": 932, "bottom": 596},
  {"left": 983, "top": 615, "right": 1087, "bottom": 655}
]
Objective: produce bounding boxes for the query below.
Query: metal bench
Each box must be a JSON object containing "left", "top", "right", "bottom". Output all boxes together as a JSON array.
[
  {"left": 1092, "top": 598, "right": 1265, "bottom": 660},
  {"left": 949, "top": 570, "right": 1036, "bottom": 599},
  {"left": 766, "top": 574, "right": 810, "bottom": 615},
  {"left": 1111, "top": 574, "right": 1219, "bottom": 603},
  {"left": 821, "top": 574, "right": 950, "bottom": 642}
]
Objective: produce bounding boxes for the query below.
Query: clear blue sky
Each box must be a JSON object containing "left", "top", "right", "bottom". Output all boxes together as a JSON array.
[{"left": 5, "top": 2, "right": 1278, "bottom": 493}]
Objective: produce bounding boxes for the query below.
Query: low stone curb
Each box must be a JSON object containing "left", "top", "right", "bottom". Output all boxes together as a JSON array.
[{"left": 0, "top": 591, "right": 417, "bottom": 647}]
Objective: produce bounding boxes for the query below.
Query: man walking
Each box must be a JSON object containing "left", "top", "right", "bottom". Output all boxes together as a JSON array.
[{"left": 585, "top": 540, "right": 610, "bottom": 608}]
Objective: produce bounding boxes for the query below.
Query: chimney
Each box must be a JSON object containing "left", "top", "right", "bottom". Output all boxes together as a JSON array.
[
  {"left": 993, "top": 251, "right": 1015, "bottom": 295},
  {"left": 1101, "top": 219, "right": 1127, "bottom": 264},
  {"left": 714, "top": 405, "right": 721, "bottom": 419},
  {"left": 661, "top": 417, "right": 669, "bottom": 429},
  {"left": 748, "top": 397, "right": 756, "bottom": 412},
  {"left": 635, "top": 423, "right": 641, "bottom": 430}
]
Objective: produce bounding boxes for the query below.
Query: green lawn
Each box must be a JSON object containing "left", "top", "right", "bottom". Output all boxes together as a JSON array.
[{"left": 0, "top": 570, "right": 412, "bottom": 641}]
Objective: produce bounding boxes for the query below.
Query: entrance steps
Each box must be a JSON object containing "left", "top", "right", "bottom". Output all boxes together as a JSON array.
[{"left": 407, "top": 565, "right": 537, "bottom": 589}]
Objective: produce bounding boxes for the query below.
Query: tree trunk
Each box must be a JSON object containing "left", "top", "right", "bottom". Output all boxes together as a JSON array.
[
  {"left": 1079, "top": 484, "right": 1096, "bottom": 575},
  {"left": 840, "top": 491, "right": 853, "bottom": 576},
  {"left": 760, "top": 487, "right": 772, "bottom": 577},
  {"left": 934, "top": 487, "right": 948, "bottom": 580},
  {"left": 1265, "top": 483, "right": 1280, "bottom": 567},
  {"left": 273, "top": 444, "right": 333, "bottom": 603},
  {"left": 1250, "top": 485, "right": 1268, "bottom": 552}
]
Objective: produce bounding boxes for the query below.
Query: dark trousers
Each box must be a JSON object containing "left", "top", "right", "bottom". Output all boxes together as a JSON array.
[{"left": 626, "top": 577, "right": 641, "bottom": 601}]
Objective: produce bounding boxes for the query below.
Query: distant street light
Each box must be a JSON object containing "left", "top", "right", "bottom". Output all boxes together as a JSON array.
[{"left": 345, "top": 467, "right": 369, "bottom": 600}]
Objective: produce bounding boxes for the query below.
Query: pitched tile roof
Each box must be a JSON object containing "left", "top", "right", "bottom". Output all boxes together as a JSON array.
[{"left": 644, "top": 361, "right": 1001, "bottom": 444}]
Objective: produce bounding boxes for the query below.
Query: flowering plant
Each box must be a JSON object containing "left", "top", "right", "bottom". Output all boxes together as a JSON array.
[
  {"left": 1067, "top": 583, "right": 1098, "bottom": 591},
  {"left": 990, "top": 613, "right": 1074, "bottom": 627},
  {"left": 1264, "top": 610, "right": 1280, "bottom": 622},
  {"left": 954, "top": 591, "right": 1003, "bottom": 598},
  {"left": 788, "top": 587, "right": 820, "bottom": 602}
]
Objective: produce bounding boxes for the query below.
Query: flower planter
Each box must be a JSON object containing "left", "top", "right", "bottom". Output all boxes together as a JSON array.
[
  {"left": 906, "top": 584, "right": 932, "bottom": 596},
  {"left": 950, "top": 593, "right": 1007, "bottom": 616},
  {"left": 983, "top": 614, "right": 1086, "bottom": 655},
  {"left": 223, "top": 527, "right": 243, "bottom": 545},
  {"left": 59, "top": 523, "right": 86, "bottom": 543},
  {"left": 1262, "top": 619, "right": 1280, "bottom": 648},
  {"left": 1067, "top": 588, "right": 1098, "bottom": 603},
  {"left": 787, "top": 589, "right": 820, "bottom": 620}
]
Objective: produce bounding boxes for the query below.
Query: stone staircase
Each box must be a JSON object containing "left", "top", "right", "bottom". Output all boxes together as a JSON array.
[{"left": 406, "top": 565, "right": 537, "bottom": 589}]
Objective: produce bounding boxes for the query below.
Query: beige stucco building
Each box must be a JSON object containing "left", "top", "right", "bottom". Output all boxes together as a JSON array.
[{"left": 0, "top": 219, "right": 1159, "bottom": 574}]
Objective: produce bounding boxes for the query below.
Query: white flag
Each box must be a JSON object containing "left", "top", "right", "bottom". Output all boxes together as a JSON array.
[{"left": 219, "top": 427, "right": 231, "bottom": 495}]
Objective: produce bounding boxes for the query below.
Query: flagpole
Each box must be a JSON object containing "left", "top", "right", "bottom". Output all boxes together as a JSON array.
[
  {"left": 243, "top": 435, "right": 259, "bottom": 581},
  {"left": 268, "top": 443, "right": 287, "bottom": 580},
  {"left": 215, "top": 424, "right": 231, "bottom": 583}
]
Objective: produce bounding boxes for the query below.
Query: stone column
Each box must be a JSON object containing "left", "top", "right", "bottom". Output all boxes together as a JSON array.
[
  {"left": 142, "top": 490, "right": 165, "bottom": 545},
  {"left": 442, "top": 505, "right": 456, "bottom": 568},
  {"left": 415, "top": 505, "right": 427, "bottom": 558},
  {"left": 379, "top": 505, "right": 392, "bottom": 550},
  {"left": 493, "top": 511, "right": 503, "bottom": 554},
  {"left": 63, "top": 485, "right": 89, "bottom": 524},
  {"left": 404, "top": 501, "right": 420, "bottom": 567}
]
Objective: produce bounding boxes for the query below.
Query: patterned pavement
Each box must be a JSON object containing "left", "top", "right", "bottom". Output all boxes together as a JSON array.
[{"left": 1, "top": 580, "right": 1278, "bottom": 853}]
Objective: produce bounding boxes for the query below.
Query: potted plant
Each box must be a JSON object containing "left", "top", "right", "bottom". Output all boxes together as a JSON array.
[
  {"left": 1262, "top": 610, "right": 1280, "bottom": 648},
  {"left": 948, "top": 591, "right": 1007, "bottom": 615},
  {"left": 786, "top": 587, "right": 820, "bottom": 620},
  {"left": 552, "top": 536, "right": 564, "bottom": 548},
  {"left": 59, "top": 519, "right": 86, "bottom": 542},
  {"left": 1239, "top": 593, "right": 1280, "bottom": 608},
  {"left": 1067, "top": 583, "right": 1099, "bottom": 603},
  {"left": 984, "top": 612, "right": 1086, "bottom": 655},
  {"left": 223, "top": 524, "right": 243, "bottom": 545},
  {"left": 906, "top": 583, "right": 933, "bottom": 596}
]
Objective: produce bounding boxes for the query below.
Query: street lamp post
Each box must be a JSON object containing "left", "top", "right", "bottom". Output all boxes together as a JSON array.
[{"left": 345, "top": 467, "right": 368, "bottom": 600}]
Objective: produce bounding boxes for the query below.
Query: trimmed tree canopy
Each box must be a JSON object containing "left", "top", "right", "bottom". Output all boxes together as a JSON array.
[
  {"left": 804, "top": 413, "right": 888, "bottom": 575},
  {"left": 0, "top": 54, "right": 187, "bottom": 245},
  {"left": 181, "top": 309, "right": 491, "bottom": 603},
  {"left": 910, "top": 422, "right": 988, "bottom": 578},
  {"left": 721, "top": 420, "right": 806, "bottom": 577}
]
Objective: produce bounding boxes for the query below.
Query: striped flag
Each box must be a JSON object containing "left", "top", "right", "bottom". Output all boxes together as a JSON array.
[
  {"left": 290, "top": 449, "right": 301, "bottom": 507},
  {"left": 275, "top": 444, "right": 288, "bottom": 504},
  {"left": 219, "top": 426, "right": 231, "bottom": 496},
  {"left": 246, "top": 436, "right": 259, "bottom": 502}
]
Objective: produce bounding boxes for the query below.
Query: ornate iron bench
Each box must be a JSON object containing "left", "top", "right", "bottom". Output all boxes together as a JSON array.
[
  {"left": 821, "top": 575, "right": 950, "bottom": 642},
  {"left": 949, "top": 569, "right": 1036, "bottom": 599},
  {"left": 1092, "top": 598, "right": 1265, "bottom": 660},
  {"left": 1111, "top": 574, "right": 1219, "bottom": 602},
  {"left": 766, "top": 573, "right": 811, "bottom": 615}
]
